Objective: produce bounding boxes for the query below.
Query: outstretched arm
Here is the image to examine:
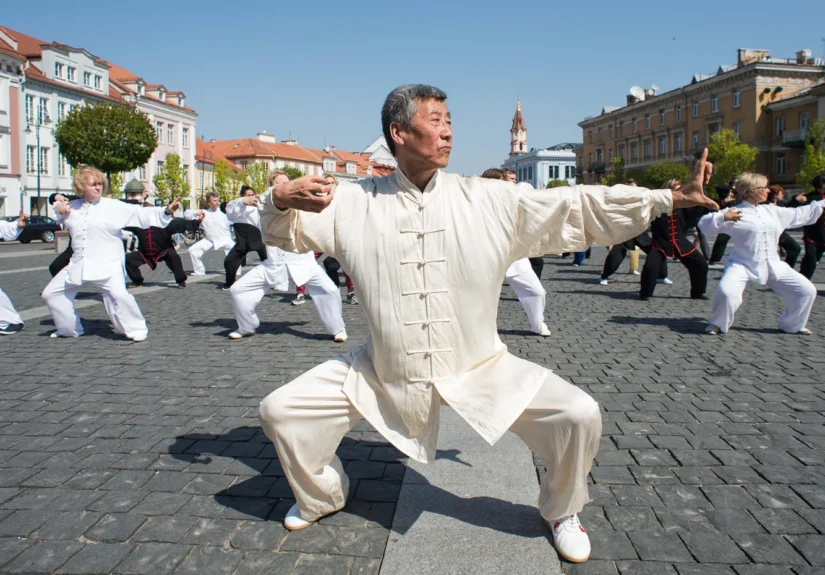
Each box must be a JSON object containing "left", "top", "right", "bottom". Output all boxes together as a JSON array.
[
  {"left": 777, "top": 201, "right": 825, "bottom": 229},
  {"left": 259, "top": 176, "right": 338, "bottom": 255},
  {"left": 0, "top": 212, "right": 27, "bottom": 242},
  {"left": 124, "top": 198, "right": 181, "bottom": 229}
]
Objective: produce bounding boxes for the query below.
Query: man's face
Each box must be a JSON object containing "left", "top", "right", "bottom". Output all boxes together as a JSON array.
[
  {"left": 208, "top": 196, "right": 220, "bottom": 209},
  {"left": 83, "top": 175, "right": 104, "bottom": 201},
  {"left": 272, "top": 175, "right": 289, "bottom": 186},
  {"left": 242, "top": 189, "right": 256, "bottom": 198},
  {"left": 504, "top": 172, "right": 516, "bottom": 183},
  {"left": 394, "top": 98, "right": 452, "bottom": 169}
]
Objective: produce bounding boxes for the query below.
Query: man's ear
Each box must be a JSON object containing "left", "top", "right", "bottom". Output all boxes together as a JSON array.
[{"left": 389, "top": 122, "right": 405, "bottom": 150}]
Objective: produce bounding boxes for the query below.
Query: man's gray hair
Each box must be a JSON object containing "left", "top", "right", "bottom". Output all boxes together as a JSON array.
[
  {"left": 381, "top": 84, "right": 448, "bottom": 156},
  {"left": 206, "top": 191, "right": 219, "bottom": 201}
]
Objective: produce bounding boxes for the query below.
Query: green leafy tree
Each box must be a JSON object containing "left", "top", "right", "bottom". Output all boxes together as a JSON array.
[
  {"left": 601, "top": 157, "right": 626, "bottom": 186},
  {"left": 108, "top": 172, "right": 124, "bottom": 199},
  {"left": 53, "top": 102, "right": 157, "bottom": 191},
  {"left": 152, "top": 153, "right": 190, "bottom": 205},
  {"left": 281, "top": 166, "right": 303, "bottom": 180},
  {"left": 643, "top": 161, "right": 692, "bottom": 189},
  {"left": 707, "top": 129, "right": 757, "bottom": 189},
  {"left": 797, "top": 120, "right": 825, "bottom": 191},
  {"left": 545, "top": 179, "right": 569, "bottom": 188},
  {"left": 243, "top": 162, "right": 270, "bottom": 194},
  {"left": 212, "top": 158, "right": 238, "bottom": 203}
]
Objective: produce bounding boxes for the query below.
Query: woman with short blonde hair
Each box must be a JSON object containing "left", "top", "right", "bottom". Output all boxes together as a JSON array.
[{"left": 698, "top": 172, "right": 825, "bottom": 335}]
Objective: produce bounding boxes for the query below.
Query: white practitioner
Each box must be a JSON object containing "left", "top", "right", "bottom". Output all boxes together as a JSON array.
[
  {"left": 229, "top": 172, "right": 347, "bottom": 341},
  {"left": 0, "top": 212, "right": 28, "bottom": 335},
  {"left": 255, "top": 86, "right": 718, "bottom": 564},
  {"left": 698, "top": 172, "right": 824, "bottom": 335},
  {"left": 43, "top": 166, "right": 180, "bottom": 342},
  {"left": 185, "top": 192, "right": 234, "bottom": 276},
  {"left": 504, "top": 258, "right": 551, "bottom": 335}
]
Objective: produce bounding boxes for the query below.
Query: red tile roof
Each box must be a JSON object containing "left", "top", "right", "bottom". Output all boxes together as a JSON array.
[
  {"left": 204, "top": 139, "right": 323, "bottom": 164},
  {"left": 0, "top": 25, "right": 47, "bottom": 57}
]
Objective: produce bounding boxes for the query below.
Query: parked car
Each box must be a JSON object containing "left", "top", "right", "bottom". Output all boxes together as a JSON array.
[{"left": 2, "top": 215, "right": 61, "bottom": 243}]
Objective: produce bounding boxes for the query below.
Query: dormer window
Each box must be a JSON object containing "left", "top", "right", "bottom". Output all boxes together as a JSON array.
[
  {"left": 323, "top": 158, "right": 336, "bottom": 173},
  {"left": 83, "top": 71, "right": 92, "bottom": 87},
  {"left": 159, "top": 91, "right": 165, "bottom": 102},
  {"left": 346, "top": 162, "right": 356, "bottom": 175},
  {"left": 54, "top": 62, "right": 64, "bottom": 78},
  {"left": 93, "top": 75, "right": 101, "bottom": 90},
  {"left": 67, "top": 66, "right": 76, "bottom": 82},
  {"left": 138, "top": 84, "right": 144, "bottom": 95}
]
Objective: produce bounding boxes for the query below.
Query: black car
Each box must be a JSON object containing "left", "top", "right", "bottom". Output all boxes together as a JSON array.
[{"left": 2, "top": 215, "right": 61, "bottom": 243}]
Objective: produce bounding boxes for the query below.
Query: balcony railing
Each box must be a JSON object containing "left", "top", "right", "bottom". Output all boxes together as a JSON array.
[
  {"left": 783, "top": 128, "right": 808, "bottom": 147},
  {"left": 588, "top": 162, "right": 606, "bottom": 173}
]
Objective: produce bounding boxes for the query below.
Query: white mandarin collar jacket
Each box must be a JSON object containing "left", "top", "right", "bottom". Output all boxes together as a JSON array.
[
  {"left": 0, "top": 220, "right": 22, "bottom": 242},
  {"left": 260, "top": 170, "right": 672, "bottom": 462},
  {"left": 698, "top": 200, "right": 825, "bottom": 284}
]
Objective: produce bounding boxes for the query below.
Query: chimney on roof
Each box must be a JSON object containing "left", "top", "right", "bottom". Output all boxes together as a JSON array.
[
  {"left": 282, "top": 138, "right": 299, "bottom": 146},
  {"left": 210, "top": 139, "right": 217, "bottom": 143},
  {"left": 796, "top": 49, "right": 813, "bottom": 64},
  {"left": 626, "top": 95, "right": 640, "bottom": 106},
  {"left": 257, "top": 131, "right": 276, "bottom": 143}
]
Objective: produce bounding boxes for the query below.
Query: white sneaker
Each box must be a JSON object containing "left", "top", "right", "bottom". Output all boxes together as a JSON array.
[
  {"left": 549, "top": 514, "right": 591, "bottom": 563},
  {"left": 284, "top": 503, "right": 314, "bottom": 531},
  {"left": 131, "top": 334, "right": 147, "bottom": 342},
  {"left": 50, "top": 331, "right": 62, "bottom": 339},
  {"left": 599, "top": 279, "right": 608, "bottom": 286},
  {"left": 531, "top": 324, "right": 552, "bottom": 337},
  {"left": 657, "top": 277, "right": 673, "bottom": 285},
  {"left": 228, "top": 331, "right": 254, "bottom": 340},
  {"left": 705, "top": 324, "right": 721, "bottom": 335},
  {"left": 632, "top": 270, "right": 641, "bottom": 276},
  {"left": 334, "top": 329, "right": 348, "bottom": 342},
  {"left": 797, "top": 327, "right": 813, "bottom": 336},
  {"left": 292, "top": 293, "right": 306, "bottom": 306}
]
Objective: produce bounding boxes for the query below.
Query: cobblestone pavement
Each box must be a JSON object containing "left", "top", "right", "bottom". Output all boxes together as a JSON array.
[{"left": 1, "top": 241, "right": 825, "bottom": 574}]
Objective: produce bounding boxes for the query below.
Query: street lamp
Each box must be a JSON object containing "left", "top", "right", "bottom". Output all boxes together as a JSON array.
[
  {"left": 198, "top": 139, "right": 212, "bottom": 208},
  {"left": 25, "top": 111, "right": 51, "bottom": 216}
]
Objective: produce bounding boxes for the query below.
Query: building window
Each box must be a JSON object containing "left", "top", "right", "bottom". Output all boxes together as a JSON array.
[
  {"left": 630, "top": 142, "right": 638, "bottom": 159},
  {"left": 674, "top": 133, "right": 683, "bottom": 152},
  {"left": 139, "top": 165, "right": 146, "bottom": 180},
  {"left": 693, "top": 131, "right": 700, "bottom": 148},
  {"left": 660, "top": 109, "right": 665, "bottom": 125},
  {"left": 644, "top": 140, "right": 651, "bottom": 158},
  {"left": 57, "top": 102, "right": 67, "bottom": 121},
  {"left": 156, "top": 121, "right": 163, "bottom": 141},
  {"left": 632, "top": 117, "right": 637, "bottom": 133},
  {"left": 776, "top": 154, "right": 786, "bottom": 175},
  {"left": 588, "top": 130, "right": 592, "bottom": 144},
  {"left": 619, "top": 121, "right": 625, "bottom": 136},
  {"left": 608, "top": 148, "right": 614, "bottom": 162},
  {"left": 67, "top": 66, "right": 76, "bottom": 82},
  {"left": 54, "top": 62, "right": 64, "bottom": 78},
  {"left": 39, "top": 147, "right": 49, "bottom": 174},
  {"left": 609, "top": 124, "right": 614, "bottom": 139},
  {"left": 182, "top": 128, "right": 189, "bottom": 148},
  {"left": 800, "top": 112, "right": 810, "bottom": 131},
  {"left": 38, "top": 98, "right": 48, "bottom": 123},
  {"left": 732, "top": 122, "right": 741, "bottom": 136},
  {"left": 94, "top": 75, "right": 101, "bottom": 90},
  {"left": 25, "top": 95, "right": 34, "bottom": 123},
  {"left": 597, "top": 127, "right": 602, "bottom": 141},
  {"left": 528, "top": 166, "right": 533, "bottom": 180},
  {"left": 157, "top": 161, "right": 164, "bottom": 175},
  {"left": 167, "top": 124, "right": 174, "bottom": 145},
  {"left": 693, "top": 100, "right": 700, "bottom": 117},
  {"left": 658, "top": 137, "right": 666, "bottom": 155},
  {"left": 588, "top": 152, "right": 593, "bottom": 164},
  {"left": 733, "top": 88, "right": 741, "bottom": 108},
  {"left": 675, "top": 105, "right": 682, "bottom": 122},
  {"left": 83, "top": 71, "right": 92, "bottom": 86},
  {"left": 618, "top": 144, "right": 625, "bottom": 159},
  {"left": 26, "top": 146, "right": 36, "bottom": 173},
  {"left": 565, "top": 166, "right": 571, "bottom": 179},
  {"left": 58, "top": 153, "right": 68, "bottom": 176},
  {"left": 645, "top": 114, "right": 651, "bottom": 129},
  {"left": 596, "top": 149, "right": 603, "bottom": 163},
  {"left": 776, "top": 117, "right": 785, "bottom": 136},
  {"left": 711, "top": 94, "right": 719, "bottom": 113},
  {"left": 69, "top": 104, "right": 77, "bottom": 113}
]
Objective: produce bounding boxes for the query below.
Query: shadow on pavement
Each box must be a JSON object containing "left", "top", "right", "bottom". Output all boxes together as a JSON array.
[
  {"left": 608, "top": 315, "right": 708, "bottom": 334},
  {"left": 188, "top": 319, "right": 327, "bottom": 339},
  {"left": 555, "top": 289, "right": 641, "bottom": 300}
]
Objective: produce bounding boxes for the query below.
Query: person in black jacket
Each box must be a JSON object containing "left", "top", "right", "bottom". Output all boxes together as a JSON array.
[
  {"left": 639, "top": 180, "right": 708, "bottom": 301},
  {"left": 222, "top": 186, "right": 268, "bottom": 289},
  {"left": 790, "top": 173, "right": 825, "bottom": 279},
  {"left": 708, "top": 184, "right": 737, "bottom": 264},
  {"left": 124, "top": 210, "right": 204, "bottom": 288},
  {"left": 765, "top": 184, "right": 801, "bottom": 268}
]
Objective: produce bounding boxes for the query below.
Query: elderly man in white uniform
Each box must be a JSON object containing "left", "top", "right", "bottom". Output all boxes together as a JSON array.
[
  {"left": 698, "top": 172, "right": 824, "bottom": 335},
  {"left": 257, "top": 85, "right": 717, "bottom": 564},
  {"left": 0, "top": 211, "right": 29, "bottom": 335},
  {"left": 185, "top": 192, "right": 234, "bottom": 276},
  {"left": 227, "top": 172, "right": 347, "bottom": 342},
  {"left": 44, "top": 166, "right": 180, "bottom": 342}
]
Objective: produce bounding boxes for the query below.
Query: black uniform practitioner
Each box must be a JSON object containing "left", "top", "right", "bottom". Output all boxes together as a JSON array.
[
  {"left": 222, "top": 186, "right": 268, "bottom": 289},
  {"left": 600, "top": 232, "right": 668, "bottom": 282},
  {"left": 765, "top": 185, "right": 801, "bottom": 268},
  {"left": 124, "top": 215, "right": 203, "bottom": 288},
  {"left": 708, "top": 185, "right": 737, "bottom": 265},
  {"left": 640, "top": 209, "right": 708, "bottom": 300},
  {"left": 788, "top": 173, "right": 825, "bottom": 279}
]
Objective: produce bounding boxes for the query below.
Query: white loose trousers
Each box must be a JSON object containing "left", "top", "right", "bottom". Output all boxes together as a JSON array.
[
  {"left": 259, "top": 356, "right": 601, "bottom": 523},
  {"left": 188, "top": 238, "right": 231, "bottom": 275},
  {"left": 0, "top": 288, "right": 23, "bottom": 328},
  {"left": 505, "top": 258, "right": 547, "bottom": 333},
  {"left": 230, "top": 262, "right": 344, "bottom": 336},
  {"left": 710, "top": 262, "right": 817, "bottom": 334},
  {"left": 42, "top": 268, "right": 148, "bottom": 339}
]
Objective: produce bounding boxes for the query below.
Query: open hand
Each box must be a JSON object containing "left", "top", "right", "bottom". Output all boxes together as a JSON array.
[
  {"left": 166, "top": 198, "right": 181, "bottom": 214},
  {"left": 16, "top": 211, "right": 29, "bottom": 229},
  {"left": 54, "top": 201, "right": 70, "bottom": 216},
  {"left": 242, "top": 195, "right": 260, "bottom": 206},
  {"left": 724, "top": 208, "right": 742, "bottom": 222},
  {"left": 671, "top": 149, "right": 719, "bottom": 211},
  {"left": 795, "top": 194, "right": 808, "bottom": 204},
  {"left": 272, "top": 176, "right": 336, "bottom": 213}
]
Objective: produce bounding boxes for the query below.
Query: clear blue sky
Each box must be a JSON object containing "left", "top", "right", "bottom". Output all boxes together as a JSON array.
[{"left": 6, "top": 0, "right": 825, "bottom": 175}]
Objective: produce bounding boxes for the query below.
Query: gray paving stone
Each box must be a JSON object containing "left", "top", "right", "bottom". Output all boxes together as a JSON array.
[
  {"left": 132, "top": 492, "right": 192, "bottom": 516},
  {"left": 785, "top": 534, "right": 825, "bottom": 566},
  {"left": 131, "top": 516, "right": 198, "bottom": 543},
  {"left": 749, "top": 508, "right": 818, "bottom": 534},
  {"left": 34, "top": 511, "right": 103, "bottom": 540},
  {"left": 616, "top": 561, "right": 678, "bottom": 575},
  {"left": 0, "top": 509, "right": 52, "bottom": 536},
  {"left": 86, "top": 513, "right": 148, "bottom": 543},
  {"left": 292, "top": 554, "right": 353, "bottom": 575},
  {"left": 605, "top": 507, "right": 662, "bottom": 532},
  {"left": 731, "top": 533, "right": 807, "bottom": 564},
  {"left": 114, "top": 542, "right": 192, "bottom": 574},
  {"left": 675, "top": 565, "right": 735, "bottom": 575},
  {"left": 279, "top": 524, "right": 338, "bottom": 554},
  {"left": 627, "top": 532, "right": 693, "bottom": 562},
  {"left": 57, "top": 543, "right": 135, "bottom": 574},
  {"left": 678, "top": 532, "right": 749, "bottom": 563},
  {"left": 0, "top": 538, "right": 32, "bottom": 570},
  {"left": 328, "top": 527, "right": 388, "bottom": 558},
  {"left": 234, "top": 550, "right": 299, "bottom": 575},
  {"left": 181, "top": 518, "right": 240, "bottom": 545},
  {"left": 588, "top": 531, "right": 638, "bottom": 560},
  {"left": 4, "top": 540, "right": 84, "bottom": 574},
  {"left": 229, "top": 521, "right": 288, "bottom": 550},
  {"left": 174, "top": 544, "right": 244, "bottom": 574}
]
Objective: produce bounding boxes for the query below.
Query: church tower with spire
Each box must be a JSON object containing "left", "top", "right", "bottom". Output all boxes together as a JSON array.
[{"left": 510, "top": 99, "right": 527, "bottom": 157}]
